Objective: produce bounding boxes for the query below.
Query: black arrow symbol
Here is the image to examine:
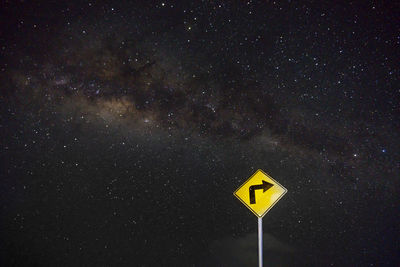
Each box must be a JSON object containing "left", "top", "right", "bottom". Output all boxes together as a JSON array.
[{"left": 249, "top": 180, "right": 273, "bottom": 204}]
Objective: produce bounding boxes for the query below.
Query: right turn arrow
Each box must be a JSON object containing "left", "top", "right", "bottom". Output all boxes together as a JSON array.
[{"left": 249, "top": 180, "right": 273, "bottom": 204}]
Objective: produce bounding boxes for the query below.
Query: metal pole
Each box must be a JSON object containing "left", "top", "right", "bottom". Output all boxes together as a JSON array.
[{"left": 258, "top": 217, "right": 263, "bottom": 267}]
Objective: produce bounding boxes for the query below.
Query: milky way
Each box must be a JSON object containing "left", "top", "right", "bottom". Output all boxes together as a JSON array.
[
  {"left": 1, "top": 1, "right": 399, "bottom": 266},
  {"left": 5, "top": 23, "right": 388, "bottom": 166}
]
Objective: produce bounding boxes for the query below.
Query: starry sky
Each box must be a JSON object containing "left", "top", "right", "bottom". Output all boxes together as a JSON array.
[{"left": 0, "top": 1, "right": 399, "bottom": 266}]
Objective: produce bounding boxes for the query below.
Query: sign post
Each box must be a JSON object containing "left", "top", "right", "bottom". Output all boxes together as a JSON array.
[
  {"left": 234, "top": 169, "right": 287, "bottom": 267},
  {"left": 258, "top": 217, "right": 263, "bottom": 267}
]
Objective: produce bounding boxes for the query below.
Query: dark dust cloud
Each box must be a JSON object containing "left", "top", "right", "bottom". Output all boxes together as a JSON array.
[{"left": 1, "top": 1, "right": 399, "bottom": 266}]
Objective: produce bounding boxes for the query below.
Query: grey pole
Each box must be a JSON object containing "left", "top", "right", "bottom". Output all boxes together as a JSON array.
[{"left": 258, "top": 217, "right": 263, "bottom": 267}]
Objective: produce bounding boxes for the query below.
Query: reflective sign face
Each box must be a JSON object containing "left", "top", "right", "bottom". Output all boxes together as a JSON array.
[{"left": 234, "top": 169, "right": 287, "bottom": 218}]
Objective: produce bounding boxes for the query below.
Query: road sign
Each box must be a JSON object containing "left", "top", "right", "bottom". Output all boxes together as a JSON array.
[{"left": 234, "top": 169, "right": 287, "bottom": 218}]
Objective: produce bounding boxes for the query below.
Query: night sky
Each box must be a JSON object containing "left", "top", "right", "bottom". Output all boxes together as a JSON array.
[{"left": 1, "top": 1, "right": 399, "bottom": 266}]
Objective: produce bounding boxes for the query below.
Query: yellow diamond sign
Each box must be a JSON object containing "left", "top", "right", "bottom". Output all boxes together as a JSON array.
[{"left": 234, "top": 169, "right": 287, "bottom": 218}]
